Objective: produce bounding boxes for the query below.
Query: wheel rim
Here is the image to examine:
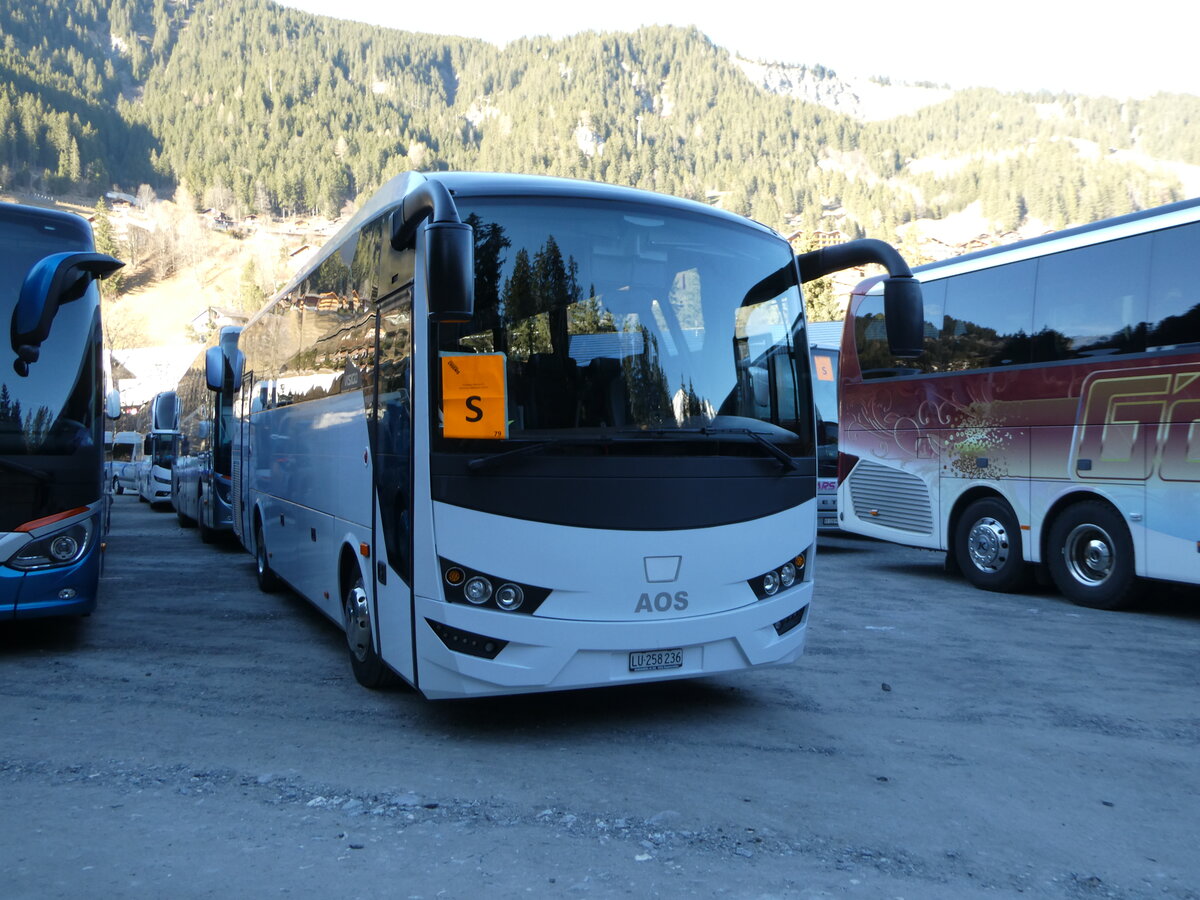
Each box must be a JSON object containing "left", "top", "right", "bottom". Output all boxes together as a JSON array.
[
  {"left": 344, "top": 583, "right": 372, "bottom": 663},
  {"left": 1063, "top": 523, "right": 1115, "bottom": 586},
  {"left": 967, "top": 516, "right": 1010, "bottom": 573}
]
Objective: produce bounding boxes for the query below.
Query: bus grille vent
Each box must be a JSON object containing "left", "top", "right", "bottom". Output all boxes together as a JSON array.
[{"left": 848, "top": 461, "right": 933, "bottom": 534}]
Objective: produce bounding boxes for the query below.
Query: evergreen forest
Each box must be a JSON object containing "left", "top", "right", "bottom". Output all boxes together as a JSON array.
[{"left": 2, "top": 0, "right": 1198, "bottom": 242}]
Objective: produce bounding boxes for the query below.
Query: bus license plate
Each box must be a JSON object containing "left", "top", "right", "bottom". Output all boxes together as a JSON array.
[{"left": 629, "top": 648, "right": 683, "bottom": 672}]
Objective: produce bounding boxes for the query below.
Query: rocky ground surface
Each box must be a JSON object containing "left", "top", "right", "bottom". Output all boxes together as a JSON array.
[{"left": 1, "top": 496, "right": 1198, "bottom": 898}]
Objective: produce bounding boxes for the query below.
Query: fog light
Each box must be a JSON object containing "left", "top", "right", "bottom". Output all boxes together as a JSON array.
[
  {"left": 780, "top": 562, "right": 796, "bottom": 587},
  {"left": 58, "top": 588, "right": 77, "bottom": 600},
  {"left": 495, "top": 583, "right": 524, "bottom": 611},
  {"left": 49, "top": 535, "right": 80, "bottom": 562},
  {"left": 762, "top": 571, "right": 780, "bottom": 595},
  {"left": 464, "top": 576, "right": 493, "bottom": 604}
]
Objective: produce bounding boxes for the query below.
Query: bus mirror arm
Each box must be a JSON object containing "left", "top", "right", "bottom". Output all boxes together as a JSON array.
[
  {"left": 795, "top": 239, "right": 924, "bottom": 359},
  {"left": 11, "top": 251, "right": 124, "bottom": 377},
  {"left": 390, "top": 181, "right": 475, "bottom": 324},
  {"left": 795, "top": 239, "right": 913, "bottom": 283}
]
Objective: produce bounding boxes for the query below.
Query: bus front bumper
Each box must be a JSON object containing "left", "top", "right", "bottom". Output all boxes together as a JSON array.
[
  {"left": 0, "top": 541, "right": 101, "bottom": 620},
  {"left": 409, "top": 583, "right": 811, "bottom": 700}
]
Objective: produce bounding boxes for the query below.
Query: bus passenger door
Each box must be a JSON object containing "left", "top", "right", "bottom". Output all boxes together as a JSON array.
[{"left": 372, "top": 292, "right": 415, "bottom": 683}]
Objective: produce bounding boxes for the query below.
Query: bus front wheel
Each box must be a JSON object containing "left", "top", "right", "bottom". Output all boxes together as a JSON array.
[
  {"left": 1046, "top": 501, "right": 1143, "bottom": 610},
  {"left": 254, "top": 520, "right": 282, "bottom": 593},
  {"left": 343, "top": 575, "right": 394, "bottom": 689},
  {"left": 954, "top": 497, "right": 1031, "bottom": 593}
]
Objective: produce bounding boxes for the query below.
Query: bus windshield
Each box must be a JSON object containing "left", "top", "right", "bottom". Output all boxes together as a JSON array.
[
  {"left": 0, "top": 213, "right": 99, "bottom": 460},
  {"left": 436, "top": 197, "right": 810, "bottom": 457}
]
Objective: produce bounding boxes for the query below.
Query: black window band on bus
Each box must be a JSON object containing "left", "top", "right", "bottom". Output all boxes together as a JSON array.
[{"left": 857, "top": 221, "right": 1200, "bottom": 378}]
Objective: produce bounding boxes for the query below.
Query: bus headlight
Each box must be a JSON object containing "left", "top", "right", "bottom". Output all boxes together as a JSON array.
[
  {"left": 464, "top": 576, "right": 493, "bottom": 604},
  {"left": 8, "top": 518, "right": 96, "bottom": 571},
  {"left": 749, "top": 550, "right": 809, "bottom": 600},
  {"left": 50, "top": 534, "right": 81, "bottom": 562},
  {"left": 495, "top": 583, "right": 524, "bottom": 611},
  {"left": 439, "top": 559, "right": 551, "bottom": 614}
]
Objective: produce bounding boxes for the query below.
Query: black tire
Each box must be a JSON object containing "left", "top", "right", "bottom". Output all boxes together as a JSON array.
[
  {"left": 177, "top": 505, "right": 196, "bottom": 527},
  {"left": 1046, "top": 501, "right": 1143, "bottom": 610},
  {"left": 254, "top": 519, "right": 282, "bottom": 593},
  {"left": 113, "top": 477, "right": 124, "bottom": 496},
  {"left": 343, "top": 573, "right": 394, "bottom": 689},
  {"left": 953, "top": 497, "right": 1031, "bottom": 593},
  {"left": 138, "top": 491, "right": 148, "bottom": 503},
  {"left": 198, "top": 518, "right": 216, "bottom": 544}
]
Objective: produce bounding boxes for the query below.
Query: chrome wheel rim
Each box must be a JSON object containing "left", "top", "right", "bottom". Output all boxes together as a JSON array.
[
  {"left": 967, "top": 516, "right": 1010, "bottom": 573},
  {"left": 344, "top": 584, "right": 372, "bottom": 663},
  {"left": 1063, "top": 523, "right": 1115, "bottom": 586}
]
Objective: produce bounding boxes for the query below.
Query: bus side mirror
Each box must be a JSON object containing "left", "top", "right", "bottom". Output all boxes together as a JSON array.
[
  {"left": 883, "top": 276, "right": 925, "bottom": 359},
  {"left": 11, "top": 251, "right": 124, "bottom": 376},
  {"left": 105, "top": 389, "right": 122, "bottom": 421},
  {"left": 206, "top": 347, "right": 245, "bottom": 393},
  {"left": 425, "top": 222, "right": 475, "bottom": 323}
]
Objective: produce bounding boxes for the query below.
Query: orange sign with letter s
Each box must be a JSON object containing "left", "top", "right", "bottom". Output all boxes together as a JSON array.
[{"left": 441, "top": 353, "right": 508, "bottom": 439}]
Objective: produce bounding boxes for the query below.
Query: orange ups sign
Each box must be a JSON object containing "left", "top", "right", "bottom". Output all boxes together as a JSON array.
[{"left": 441, "top": 353, "right": 508, "bottom": 439}]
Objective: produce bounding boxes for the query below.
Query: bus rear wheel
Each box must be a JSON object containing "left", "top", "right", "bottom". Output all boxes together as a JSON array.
[
  {"left": 1046, "top": 501, "right": 1142, "bottom": 610},
  {"left": 343, "top": 574, "right": 394, "bottom": 689},
  {"left": 954, "top": 497, "right": 1031, "bottom": 593}
]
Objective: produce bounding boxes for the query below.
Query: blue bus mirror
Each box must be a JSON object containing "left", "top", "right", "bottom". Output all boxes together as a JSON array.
[{"left": 11, "top": 251, "right": 123, "bottom": 376}]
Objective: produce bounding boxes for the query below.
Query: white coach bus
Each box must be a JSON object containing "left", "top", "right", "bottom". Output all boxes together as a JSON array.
[{"left": 225, "top": 172, "right": 922, "bottom": 698}]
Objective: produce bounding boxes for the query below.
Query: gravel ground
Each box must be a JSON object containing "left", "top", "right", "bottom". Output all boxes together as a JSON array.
[{"left": 2, "top": 495, "right": 1198, "bottom": 899}]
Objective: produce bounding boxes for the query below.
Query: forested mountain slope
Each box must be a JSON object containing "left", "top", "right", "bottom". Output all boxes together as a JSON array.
[{"left": 3, "top": 0, "right": 1197, "bottom": 242}]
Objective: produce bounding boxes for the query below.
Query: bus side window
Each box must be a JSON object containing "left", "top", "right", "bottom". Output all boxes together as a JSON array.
[
  {"left": 943, "top": 261, "right": 1035, "bottom": 370},
  {"left": 1033, "top": 235, "right": 1151, "bottom": 361},
  {"left": 855, "top": 280, "right": 945, "bottom": 378},
  {"left": 1147, "top": 222, "right": 1200, "bottom": 350}
]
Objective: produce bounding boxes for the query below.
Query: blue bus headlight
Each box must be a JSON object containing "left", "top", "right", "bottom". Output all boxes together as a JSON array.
[
  {"left": 8, "top": 518, "right": 95, "bottom": 571},
  {"left": 50, "top": 534, "right": 81, "bottom": 562}
]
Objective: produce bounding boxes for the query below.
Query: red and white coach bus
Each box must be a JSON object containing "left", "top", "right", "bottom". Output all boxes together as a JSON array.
[{"left": 837, "top": 198, "right": 1200, "bottom": 610}]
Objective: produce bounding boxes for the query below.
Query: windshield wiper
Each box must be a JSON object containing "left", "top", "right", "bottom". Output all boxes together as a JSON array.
[
  {"left": 467, "top": 441, "right": 551, "bottom": 473},
  {"left": 610, "top": 425, "right": 799, "bottom": 471},
  {"left": 699, "top": 426, "right": 798, "bottom": 471},
  {"left": 0, "top": 456, "right": 51, "bottom": 482}
]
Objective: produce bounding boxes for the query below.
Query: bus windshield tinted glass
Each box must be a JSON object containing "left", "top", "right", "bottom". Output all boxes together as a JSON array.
[
  {"left": 0, "top": 210, "right": 98, "bottom": 458},
  {"left": 437, "top": 198, "right": 809, "bottom": 455}
]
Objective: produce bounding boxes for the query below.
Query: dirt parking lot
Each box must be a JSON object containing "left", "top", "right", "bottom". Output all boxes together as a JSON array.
[{"left": 1, "top": 496, "right": 1198, "bottom": 899}]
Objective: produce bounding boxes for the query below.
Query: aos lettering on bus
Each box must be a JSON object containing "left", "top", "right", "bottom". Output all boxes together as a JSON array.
[{"left": 635, "top": 591, "right": 689, "bottom": 613}]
